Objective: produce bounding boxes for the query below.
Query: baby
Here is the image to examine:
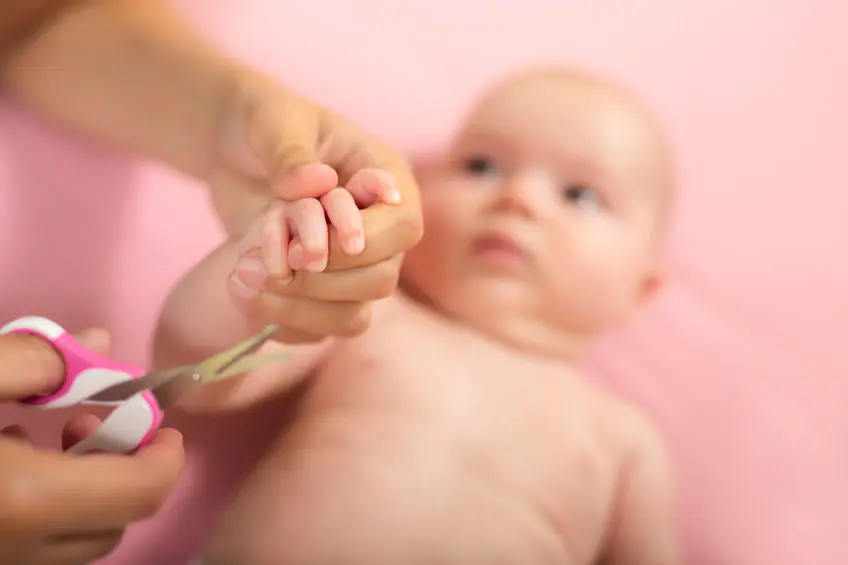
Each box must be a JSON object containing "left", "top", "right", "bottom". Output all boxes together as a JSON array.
[{"left": 155, "top": 69, "right": 679, "bottom": 565}]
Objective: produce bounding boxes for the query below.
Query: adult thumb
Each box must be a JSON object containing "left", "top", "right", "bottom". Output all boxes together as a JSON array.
[
  {"left": 0, "top": 328, "right": 111, "bottom": 402},
  {"left": 243, "top": 99, "right": 338, "bottom": 199}
]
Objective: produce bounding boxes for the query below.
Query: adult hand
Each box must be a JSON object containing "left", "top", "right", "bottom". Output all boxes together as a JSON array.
[
  {"left": 0, "top": 331, "right": 185, "bottom": 565},
  {"left": 208, "top": 69, "right": 424, "bottom": 343}
]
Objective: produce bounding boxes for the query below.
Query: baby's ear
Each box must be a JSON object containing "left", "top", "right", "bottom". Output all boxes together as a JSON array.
[{"left": 639, "top": 263, "right": 665, "bottom": 303}]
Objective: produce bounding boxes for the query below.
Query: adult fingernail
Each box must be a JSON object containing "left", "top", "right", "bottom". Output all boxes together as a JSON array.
[{"left": 386, "top": 186, "right": 401, "bottom": 204}]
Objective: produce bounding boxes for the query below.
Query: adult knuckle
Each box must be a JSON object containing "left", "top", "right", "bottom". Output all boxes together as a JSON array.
[
  {"left": 264, "top": 275, "right": 300, "bottom": 298},
  {"left": 129, "top": 482, "right": 169, "bottom": 521},
  {"left": 270, "top": 143, "right": 309, "bottom": 178},
  {"left": 259, "top": 293, "right": 296, "bottom": 321},
  {"left": 394, "top": 206, "right": 424, "bottom": 250},
  {"left": 276, "top": 329, "right": 323, "bottom": 344},
  {"left": 371, "top": 260, "right": 401, "bottom": 299},
  {"left": 336, "top": 304, "right": 372, "bottom": 337}
]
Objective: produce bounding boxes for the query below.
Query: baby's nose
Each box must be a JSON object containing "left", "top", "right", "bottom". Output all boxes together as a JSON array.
[{"left": 496, "top": 169, "right": 558, "bottom": 217}]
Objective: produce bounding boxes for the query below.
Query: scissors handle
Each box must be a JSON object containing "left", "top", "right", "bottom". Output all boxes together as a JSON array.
[{"left": 0, "top": 316, "right": 164, "bottom": 454}]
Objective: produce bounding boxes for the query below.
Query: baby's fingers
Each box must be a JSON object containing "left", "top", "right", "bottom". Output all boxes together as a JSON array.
[
  {"left": 230, "top": 202, "right": 290, "bottom": 303},
  {"left": 260, "top": 202, "right": 290, "bottom": 280},
  {"left": 346, "top": 168, "right": 401, "bottom": 208},
  {"left": 285, "top": 198, "right": 329, "bottom": 273},
  {"left": 321, "top": 188, "right": 364, "bottom": 256}
]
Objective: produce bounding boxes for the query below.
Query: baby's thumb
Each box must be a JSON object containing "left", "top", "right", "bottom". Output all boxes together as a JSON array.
[{"left": 75, "top": 328, "right": 111, "bottom": 356}]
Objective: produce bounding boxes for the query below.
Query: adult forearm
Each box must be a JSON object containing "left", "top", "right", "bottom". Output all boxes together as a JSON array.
[
  {"left": 0, "top": 0, "right": 79, "bottom": 56},
  {"left": 0, "top": 0, "right": 236, "bottom": 179}
]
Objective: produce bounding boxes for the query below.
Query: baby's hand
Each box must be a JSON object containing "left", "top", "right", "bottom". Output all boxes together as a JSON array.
[{"left": 230, "top": 168, "right": 397, "bottom": 296}]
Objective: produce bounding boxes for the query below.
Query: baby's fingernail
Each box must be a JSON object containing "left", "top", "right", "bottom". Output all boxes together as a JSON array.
[
  {"left": 386, "top": 186, "right": 401, "bottom": 204},
  {"left": 305, "top": 253, "right": 328, "bottom": 273},
  {"left": 343, "top": 233, "right": 365, "bottom": 255},
  {"left": 289, "top": 242, "right": 305, "bottom": 270},
  {"left": 228, "top": 272, "right": 259, "bottom": 302},
  {"left": 234, "top": 256, "right": 267, "bottom": 287}
]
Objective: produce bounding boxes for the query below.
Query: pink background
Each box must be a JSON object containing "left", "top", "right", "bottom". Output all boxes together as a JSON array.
[{"left": 1, "top": 1, "right": 847, "bottom": 563}]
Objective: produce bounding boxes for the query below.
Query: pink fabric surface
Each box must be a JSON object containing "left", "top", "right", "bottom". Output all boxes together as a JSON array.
[{"left": 1, "top": 1, "right": 846, "bottom": 563}]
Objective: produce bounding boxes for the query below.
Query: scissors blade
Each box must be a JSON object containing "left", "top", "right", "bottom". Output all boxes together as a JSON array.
[
  {"left": 148, "top": 324, "right": 279, "bottom": 410},
  {"left": 212, "top": 350, "right": 291, "bottom": 381},
  {"left": 86, "top": 366, "right": 188, "bottom": 403},
  {"left": 195, "top": 324, "right": 279, "bottom": 381},
  {"left": 84, "top": 325, "right": 278, "bottom": 404}
]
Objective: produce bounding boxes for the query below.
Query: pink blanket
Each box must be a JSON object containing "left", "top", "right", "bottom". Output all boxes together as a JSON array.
[{"left": 0, "top": 1, "right": 846, "bottom": 563}]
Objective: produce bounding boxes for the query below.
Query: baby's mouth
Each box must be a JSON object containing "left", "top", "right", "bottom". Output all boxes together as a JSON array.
[{"left": 470, "top": 233, "right": 532, "bottom": 271}]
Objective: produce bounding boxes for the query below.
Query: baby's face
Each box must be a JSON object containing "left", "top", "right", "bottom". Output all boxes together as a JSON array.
[{"left": 402, "top": 72, "right": 671, "bottom": 357}]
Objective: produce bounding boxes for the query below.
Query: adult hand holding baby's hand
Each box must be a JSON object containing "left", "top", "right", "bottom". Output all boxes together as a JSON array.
[{"left": 210, "top": 70, "right": 423, "bottom": 343}]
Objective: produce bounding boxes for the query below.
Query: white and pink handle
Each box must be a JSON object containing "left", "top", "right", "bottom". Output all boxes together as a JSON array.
[{"left": 0, "top": 316, "right": 163, "bottom": 454}]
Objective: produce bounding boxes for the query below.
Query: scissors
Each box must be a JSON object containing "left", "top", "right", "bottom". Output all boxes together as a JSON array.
[{"left": 0, "top": 316, "right": 283, "bottom": 455}]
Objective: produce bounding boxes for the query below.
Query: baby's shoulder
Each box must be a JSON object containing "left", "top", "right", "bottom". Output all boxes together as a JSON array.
[
  {"left": 591, "top": 390, "right": 672, "bottom": 475},
  {"left": 563, "top": 376, "right": 669, "bottom": 457}
]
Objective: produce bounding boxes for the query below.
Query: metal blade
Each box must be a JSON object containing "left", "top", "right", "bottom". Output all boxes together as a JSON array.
[
  {"left": 87, "top": 366, "right": 188, "bottom": 403},
  {"left": 151, "top": 343, "right": 286, "bottom": 410},
  {"left": 88, "top": 325, "right": 278, "bottom": 407},
  {"left": 196, "top": 324, "right": 279, "bottom": 381},
  {"left": 212, "top": 350, "right": 291, "bottom": 381}
]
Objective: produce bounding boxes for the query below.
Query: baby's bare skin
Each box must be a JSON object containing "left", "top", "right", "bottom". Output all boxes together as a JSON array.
[
  {"left": 158, "top": 69, "right": 679, "bottom": 565},
  {"left": 207, "top": 295, "right": 663, "bottom": 565}
]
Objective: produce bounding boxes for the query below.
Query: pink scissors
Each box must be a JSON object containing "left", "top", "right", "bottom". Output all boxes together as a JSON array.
[{"left": 0, "top": 316, "right": 281, "bottom": 455}]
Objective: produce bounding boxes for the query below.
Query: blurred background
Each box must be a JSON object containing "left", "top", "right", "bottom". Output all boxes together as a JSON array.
[{"left": 0, "top": 1, "right": 846, "bottom": 564}]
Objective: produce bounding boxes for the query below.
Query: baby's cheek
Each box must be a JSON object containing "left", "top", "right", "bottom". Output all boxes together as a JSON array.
[{"left": 550, "top": 254, "right": 633, "bottom": 331}]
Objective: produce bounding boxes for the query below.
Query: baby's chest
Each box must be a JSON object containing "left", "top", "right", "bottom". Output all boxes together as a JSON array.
[
  {"left": 315, "top": 311, "right": 591, "bottom": 470},
  {"left": 323, "top": 306, "right": 519, "bottom": 398}
]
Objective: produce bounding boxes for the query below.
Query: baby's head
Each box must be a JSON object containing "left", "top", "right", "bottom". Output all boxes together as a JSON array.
[{"left": 401, "top": 69, "right": 674, "bottom": 359}]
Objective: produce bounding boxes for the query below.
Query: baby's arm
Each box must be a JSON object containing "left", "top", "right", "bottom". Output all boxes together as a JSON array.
[
  {"left": 1, "top": 0, "right": 231, "bottom": 180},
  {"left": 155, "top": 169, "right": 393, "bottom": 410},
  {"left": 152, "top": 233, "right": 333, "bottom": 412},
  {"left": 600, "top": 417, "right": 681, "bottom": 565}
]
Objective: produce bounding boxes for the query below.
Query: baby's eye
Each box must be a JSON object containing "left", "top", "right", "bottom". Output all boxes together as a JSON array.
[
  {"left": 464, "top": 155, "right": 499, "bottom": 177},
  {"left": 561, "top": 185, "right": 603, "bottom": 211}
]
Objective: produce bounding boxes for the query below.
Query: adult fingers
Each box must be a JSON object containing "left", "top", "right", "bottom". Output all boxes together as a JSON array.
[
  {"left": 0, "top": 424, "right": 32, "bottom": 446},
  {"left": 323, "top": 201, "right": 422, "bottom": 272},
  {"left": 239, "top": 83, "right": 338, "bottom": 199},
  {"left": 320, "top": 115, "right": 420, "bottom": 220},
  {"left": 316, "top": 128, "right": 422, "bottom": 271},
  {"left": 253, "top": 293, "right": 371, "bottom": 338},
  {"left": 36, "top": 530, "right": 124, "bottom": 565},
  {"left": 0, "top": 329, "right": 110, "bottom": 402},
  {"left": 265, "top": 254, "right": 403, "bottom": 303},
  {"left": 60, "top": 413, "right": 102, "bottom": 452},
  {"left": 0, "top": 428, "right": 184, "bottom": 533}
]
